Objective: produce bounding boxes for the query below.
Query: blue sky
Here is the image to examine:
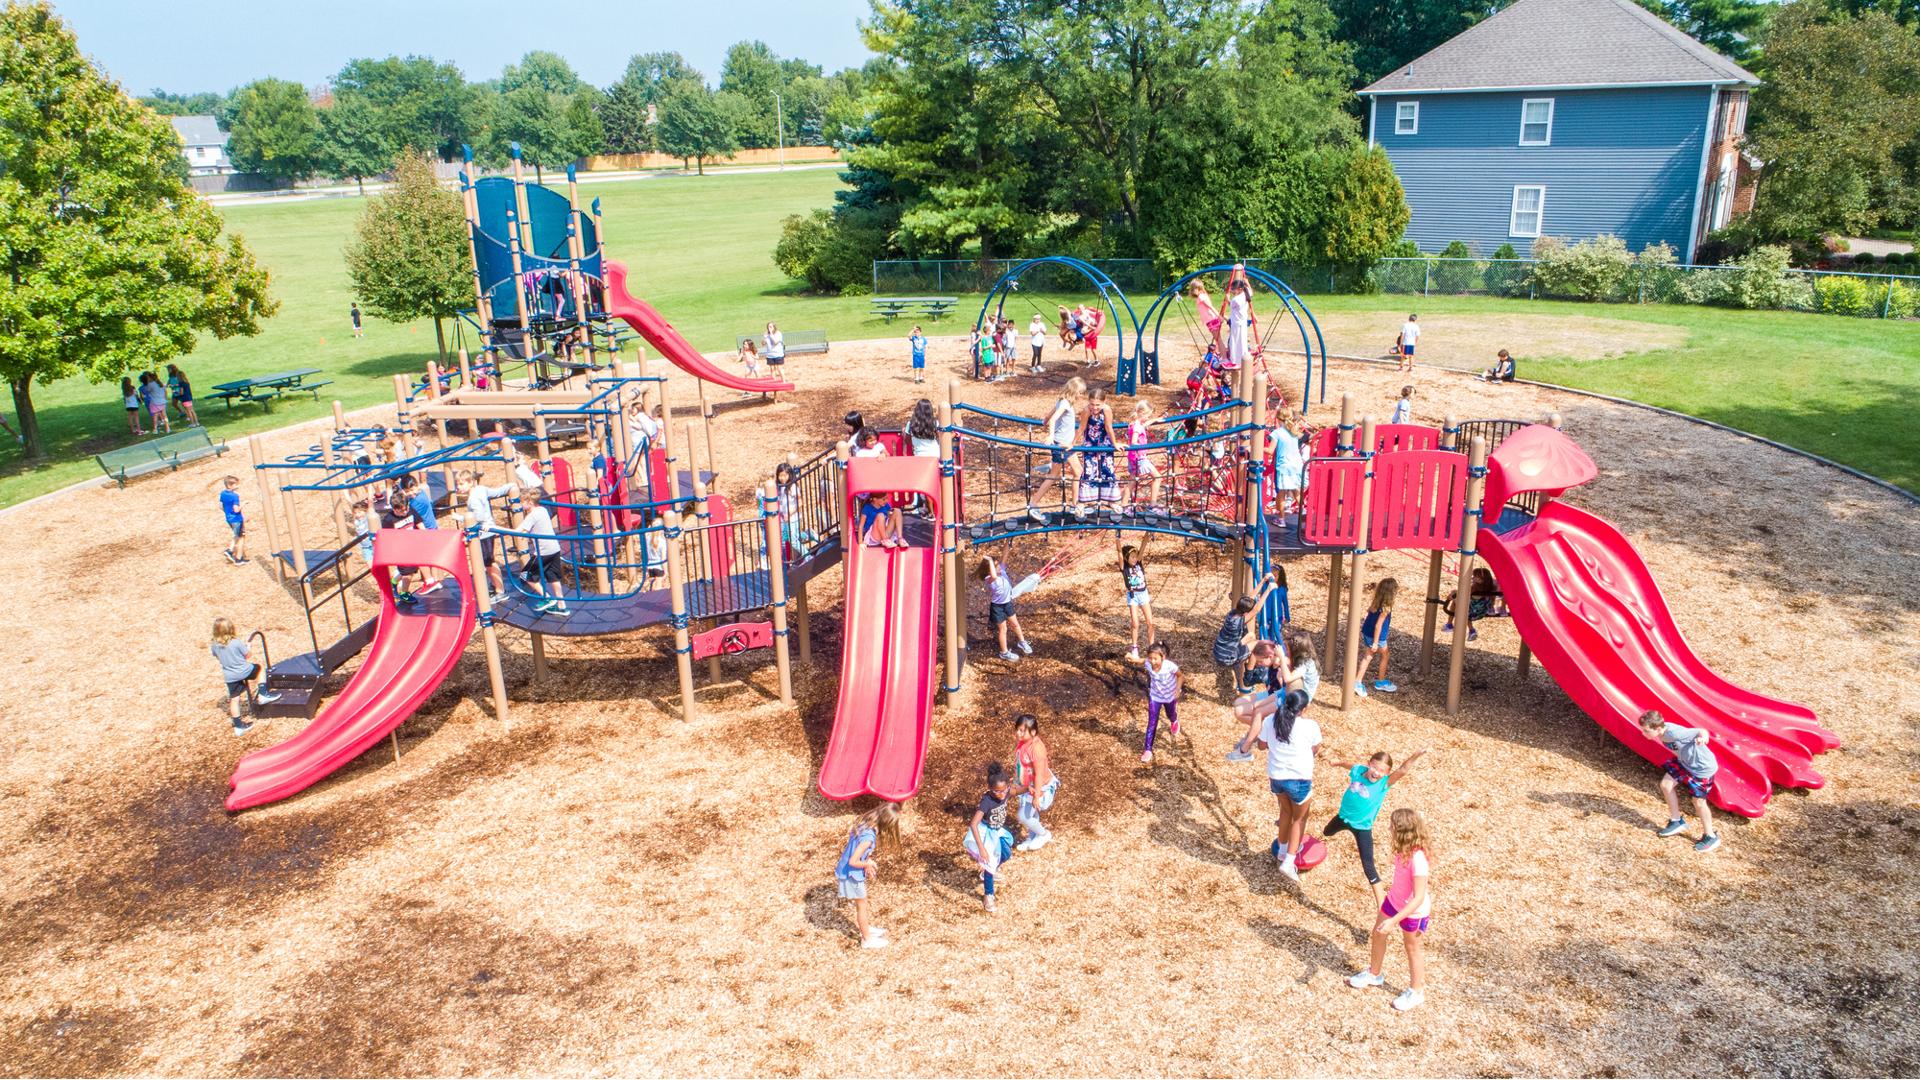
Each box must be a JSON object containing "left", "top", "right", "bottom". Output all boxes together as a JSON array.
[{"left": 54, "top": 0, "right": 876, "bottom": 94}]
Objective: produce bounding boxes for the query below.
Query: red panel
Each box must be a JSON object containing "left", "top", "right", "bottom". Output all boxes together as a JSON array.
[
  {"left": 1302, "top": 457, "right": 1365, "bottom": 546},
  {"left": 1373, "top": 424, "right": 1440, "bottom": 454},
  {"left": 647, "top": 447, "right": 670, "bottom": 506},
  {"left": 691, "top": 620, "right": 774, "bottom": 660},
  {"left": 705, "top": 495, "right": 733, "bottom": 581},
  {"left": 1369, "top": 449, "right": 1468, "bottom": 552},
  {"left": 1310, "top": 427, "right": 1339, "bottom": 459},
  {"left": 547, "top": 456, "right": 577, "bottom": 534}
]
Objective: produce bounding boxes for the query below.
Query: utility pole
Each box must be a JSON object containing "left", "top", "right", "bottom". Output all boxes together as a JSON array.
[{"left": 775, "top": 90, "right": 785, "bottom": 170}]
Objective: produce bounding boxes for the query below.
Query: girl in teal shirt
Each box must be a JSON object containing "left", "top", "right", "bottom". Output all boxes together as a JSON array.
[{"left": 1322, "top": 748, "right": 1428, "bottom": 905}]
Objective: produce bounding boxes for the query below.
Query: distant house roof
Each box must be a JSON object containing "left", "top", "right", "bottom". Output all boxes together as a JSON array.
[
  {"left": 1359, "top": 0, "right": 1759, "bottom": 95},
  {"left": 170, "top": 115, "right": 227, "bottom": 148}
]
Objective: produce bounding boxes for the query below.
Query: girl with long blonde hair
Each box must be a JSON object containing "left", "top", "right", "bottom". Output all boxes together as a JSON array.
[{"left": 1348, "top": 808, "right": 1434, "bottom": 1011}]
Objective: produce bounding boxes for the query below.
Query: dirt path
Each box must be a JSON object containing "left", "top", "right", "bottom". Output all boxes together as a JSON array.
[{"left": 1, "top": 336, "right": 1915, "bottom": 1076}]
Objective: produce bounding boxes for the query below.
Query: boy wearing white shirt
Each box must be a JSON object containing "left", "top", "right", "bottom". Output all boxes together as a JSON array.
[{"left": 1396, "top": 314, "right": 1420, "bottom": 373}]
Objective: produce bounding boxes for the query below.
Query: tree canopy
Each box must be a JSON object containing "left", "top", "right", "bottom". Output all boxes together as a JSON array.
[
  {"left": 656, "top": 82, "right": 741, "bottom": 172},
  {"left": 331, "top": 56, "right": 479, "bottom": 160},
  {"left": 225, "top": 77, "right": 321, "bottom": 179},
  {"left": 316, "top": 92, "right": 394, "bottom": 193},
  {"left": 0, "top": 1, "right": 275, "bottom": 457},
  {"left": 342, "top": 152, "right": 472, "bottom": 361}
]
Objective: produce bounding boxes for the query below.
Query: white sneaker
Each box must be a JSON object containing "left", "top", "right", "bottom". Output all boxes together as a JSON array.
[
  {"left": 1347, "top": 970, "right": 1385, "bottom": 990},
  {"left": 1014, "top": 838, "right": 1037, "bottom": 852},
  {"left": 1124, "top": 648, "right": 1141, "bottom": 661},
  {"left": 1028, "top": 833, "right": 1051, "bottom": 850},
  {"left": 1279, "top": 856, "right": 1300, "bottom": 882},
  {"left": 254, "top": 691, "right": 282, "bottom": 705},
  {"left": 1352, "top": 681, "right": 1370, "bottom": 698},
  {"left": 1224, "top": 748, "right": 1254, "bottom": 762},
  {"left": 1392, "top": 988, "right": 1425, "bottom": 1011},
  {"left": 861, "top": 934, "right": 888, "bottom": 949},
  {"left": 1017, "top": 639, "right": 1033, "bottom": 655},
  {"left": 999, "top": 650, "right": 1020, "bottom": 662}
]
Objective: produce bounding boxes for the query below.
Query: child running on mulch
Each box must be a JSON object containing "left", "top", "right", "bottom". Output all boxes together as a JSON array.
[
  {"left": 219, "top": 475, "right": 248, "bottom": 565},
  {"left": 1323, "top": 749, "right": 1429, "bottom": 907},
  {"left": 1013, "top": 714, "right": 1058, "bottom": 852},
  {"left": 964, "top": 762, "right": 1020, "bottom": 913},
  {"left": 1139, "top": 641, "right": 1183, "bottom": 765},
  {"left": 1348, "top": 808, "right": 1435, "bottom": 1011},
  {"left": 835, "top": 802, "right": 902, "bottom": 949},
  {"left": 1639, "top": 709, "right": 1722, "bottom": 853}
]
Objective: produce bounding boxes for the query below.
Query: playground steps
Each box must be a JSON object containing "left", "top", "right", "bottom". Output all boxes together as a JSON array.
[{"left": 255, "top": 617, "right": 378, "bottom": 720}]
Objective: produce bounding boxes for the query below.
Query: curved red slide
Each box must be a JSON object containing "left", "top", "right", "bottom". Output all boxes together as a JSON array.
[
  {"left": 226, "top": 529, "right": 476, "bottom": 811},
  {"left": 818, "top": 457, "right": 941, "bottom": 802},
  {"left": 1480, "top": 501, "right": 1837, "bottom": 818},
  {"left": 601, "top": 260, "right": 794, "bottom": 394}
]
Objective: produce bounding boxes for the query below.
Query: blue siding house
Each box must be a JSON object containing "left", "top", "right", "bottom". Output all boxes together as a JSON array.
[{"left": 1358, "top": 0, "right": 1759, "bottom": 261}]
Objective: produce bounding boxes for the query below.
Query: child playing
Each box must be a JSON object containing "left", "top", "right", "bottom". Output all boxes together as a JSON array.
[
  {"left": 1013, "top": 714, "right": 1058, "bottom": 851},
  {"left": 518, "top": 488, "right": 569, "bottom": 615},
  {"left": 737, "top": 337, "right": 762, "bottom": 396},
  {"left": 380, "top": 493, "right": 425, "bottom": 606},
  {"left": 460, "top": 470, "right": 516, "bottom": 594},
  {"left": 1125, "top": 401, "right": 1163, "bottom": 511},
  {"left": 1027, "top": 378, "right": 1086, "bottom": 523},
  {"left": 1348, "top": 808, "right": 1434, "bottom": 1011},
  {"left": 1212, "top": 573, "right": 1281, "bottom": 691},
  {"left": 1075, "top": 387, "right": 1118, "bottom": 516},
  {"left": 1352, "top": 577, "right": 1400, "bottom": 697},
  {"left": 1639, "top": 709, "right": 1721, "bottom": 852},
  {"left": 122, "top": 377, "right": 144, "bottom": 435},
  {"left": 1324, "top": 749, "right": 1429, "bottom": 906},
  {"left": 859, "top": 491, "right": 906, "bottom": 549},
  {"left": 1272, "top": 410, "right": 1305, "bottom": 517},
  {"left": 1118, "top": 544, "right": 1155, "bottom": 661},
  {"left": 351, "top": 500, "right": 376, "bottom": 567},
  {"left": 210, "top": 617, "right": 280, "bottom": 736},
  {"left": 908, "top": 325, "right": 928, "bottom": 384},
  {"left": 978, "top": 554, "right": 1038, "bottom": 661},
  {"left": 1139, "top": 641, "right": 1182, "bottom": 765},
  {"left": 167, "top": 364, "right": 199, "bottom": 427},
  {"left": 979, "top": 327, "right": 999, "bottom": 382},
  {"left": 964, "top": 762, "right": 1020, "bottom": 912},
  {"left": 1251, "top": 688, "right": 1321, "bottom": 881},
  {"left": 1395, "top": 313, "right": 1420, "bottom": 374},
  {"left": 218, "top": 475, "right": 249, "bottom": 565},
  {"left": 140, "top": 371, "right": 171, "bottom": 434},
  {"left": 835, "top": 802, "right": 902, "bottom": 949},
  {"left": 1389, "top": 385, "right": 1413, "bottom": 426},
  {"left": 1443, "top": 567, "right": 1505, "bottom": 640},
  {"left": 1027, "top": 313, "right": 1047, "bottom": 373},
  {"left": 1477, "top": 349, "right": 1516, "bottom": 382}
]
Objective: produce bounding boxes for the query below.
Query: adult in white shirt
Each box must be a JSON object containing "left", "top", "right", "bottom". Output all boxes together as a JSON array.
[
  {"left": 1027, "top": 314, "right": 1047, "bottom": 373},
  {"left": 518, "top": 490, "right": 568, "bottom": 615},
  {"left": 1252, "top": 693, "right": 1321, "bottom": 881},
  {"left": 1396, "top": 313, "right": 1420, "bottom": 373}
]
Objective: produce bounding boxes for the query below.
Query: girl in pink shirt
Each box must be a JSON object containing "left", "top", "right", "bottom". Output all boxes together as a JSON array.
[{"left": 1347, "top": 808, "right": 1434, "bottom": 1011}]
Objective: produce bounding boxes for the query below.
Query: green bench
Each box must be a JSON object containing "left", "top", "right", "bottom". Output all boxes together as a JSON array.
[
  {"left": 738, "top": 330, "right": 830, "bottom": 357},
  {"left": 96, "top": 428, "right": 229, "bottom": 486},
  {"left": 870, "top": 296, "right": 959, "bottom": 321}
]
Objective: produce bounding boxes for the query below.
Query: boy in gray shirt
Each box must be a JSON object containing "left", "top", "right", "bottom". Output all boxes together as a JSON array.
[{"left": 1638, "top": 709, "right": 1720, "bottom": 852}]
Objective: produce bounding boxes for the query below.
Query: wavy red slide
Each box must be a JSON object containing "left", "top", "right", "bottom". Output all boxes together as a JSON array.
[
  {"left": 818, "top": 457, "right": 941, "bottom": 802},
  {"left": 601, "top": 260, "right": 794, "bottom": 394},
  {"left": 1480, "top": 501, "right": 1837, "bottom": 818},
  {"left": 226, "top": 529, "right": 476, "bottom": 811}
]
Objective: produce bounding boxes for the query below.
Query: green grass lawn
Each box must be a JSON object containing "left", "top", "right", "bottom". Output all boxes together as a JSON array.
[{"left": 3, "top": 166, "right": 1915, "bottom": 504}]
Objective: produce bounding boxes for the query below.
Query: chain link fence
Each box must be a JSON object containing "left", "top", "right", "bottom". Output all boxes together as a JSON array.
[{"left": 872, "top": 257, "right": 1920, "bottom": 319}]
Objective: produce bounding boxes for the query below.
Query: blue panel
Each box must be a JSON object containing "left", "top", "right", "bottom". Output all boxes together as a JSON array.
[{"left": 1373, "top": 86, "right": 1711, "bottom": 257}]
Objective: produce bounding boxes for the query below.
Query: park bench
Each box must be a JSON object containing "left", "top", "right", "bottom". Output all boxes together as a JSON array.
[
  {"left": 738, "top": 330, "right": 831, "bottom": 356},
  {"left": 95, "top": 427, "right": 229, "bottom": 486},
  {"left": 869, "top": 296, "right": 959, "bottom": 321}
]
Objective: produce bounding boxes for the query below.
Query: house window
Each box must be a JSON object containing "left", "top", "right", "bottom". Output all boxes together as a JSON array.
[
  {"left": 1519, "top": 98, "right": 1554, "bottom": 146},
  {"left": 1395, "top": 102, "right": 1418, "bottom": 135},
  {"left": 1510, "top": 186, "right": 1546, "bottom": 237},
  {"left": 1710, "top": 152, "right": 1736, "bottom": 231}
]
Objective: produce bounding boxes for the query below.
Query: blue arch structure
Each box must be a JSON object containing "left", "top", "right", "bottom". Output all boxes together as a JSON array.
[
  {"left": 1137, "top": 264, "right": 1329, "bottom": 412},
  {"left": 463, "top": 148, "right": 604, "bottom": 326},
  {"left": 974, "top": 257, "right": 1145, "bottom": 392}
]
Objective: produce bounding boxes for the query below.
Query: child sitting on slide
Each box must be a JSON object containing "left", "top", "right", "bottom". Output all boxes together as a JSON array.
[{"left": 859, "top": 492, "right": 905, "bottom": 549}]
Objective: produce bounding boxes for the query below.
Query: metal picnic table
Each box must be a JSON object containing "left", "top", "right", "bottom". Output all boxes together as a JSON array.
[{"left": 208, "top": 368, "right": 333, "bottom": 410}]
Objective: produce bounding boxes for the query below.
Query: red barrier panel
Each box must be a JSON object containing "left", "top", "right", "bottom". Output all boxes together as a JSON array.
[
  {"left": 1369, "top": 449, "right": 1468, "bottom": 552},
  {"left": 1373, "top": 424, "right": 1440, "bottom": 454},
  {"left": 1302, "top": 457, "right": 1366, "bottom": 546},
  {"left": 691, "top": 620, "right": 774, "bottom": 661}
]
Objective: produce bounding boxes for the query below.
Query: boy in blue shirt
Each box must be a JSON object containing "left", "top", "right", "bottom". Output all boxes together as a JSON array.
[
  {"left": 219, "top": 476, "right": 248, "bottom": 565},
  {"left": 1639, "top": 709, "right": 1721, "bottom": 852},
  {"left": 908, "top": 325, "right": 928, "bottom": 384}
]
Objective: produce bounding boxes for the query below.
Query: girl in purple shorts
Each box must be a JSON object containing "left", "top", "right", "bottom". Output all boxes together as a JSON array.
[{"left": 1347, "top": 808, "right": 1433, "bottom": 1012}]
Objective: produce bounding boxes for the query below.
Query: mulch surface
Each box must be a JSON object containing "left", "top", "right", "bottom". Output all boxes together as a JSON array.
[{"left": 2, "top": 321, "right": 1916, "bottom": 1077}]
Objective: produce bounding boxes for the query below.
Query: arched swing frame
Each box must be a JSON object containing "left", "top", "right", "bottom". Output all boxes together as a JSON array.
[
  {"left": 1137, "top": 264, "right": 1329, "bottom": 413},
  {"left": 972, "top": 257, "right": 1144, "bottom": 390}
]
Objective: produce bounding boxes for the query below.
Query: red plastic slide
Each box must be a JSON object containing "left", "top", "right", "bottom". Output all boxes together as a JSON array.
[
  {"left": 1480, "top": 500, "right": 1837, "bottom": 818},
  {"left": 601, "top": 260, "right": 794, "bottom": 394},
  {"left": 817, "top": 457, "right": 942, "bottom": 802},
  {"left": 226, "top": 529, "right": 476, "bottom": 811}
]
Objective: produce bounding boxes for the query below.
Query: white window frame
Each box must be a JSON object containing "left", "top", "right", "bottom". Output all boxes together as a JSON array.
[
  {"left": 1510, "top": 185, "right": 1546, "bottom": 237},
  {"left": 1395, "top": 101, "right": 1418, "bottom": 135},
  {"left": 1519, "top": 98, "right": 1555, "bottom": 146}
]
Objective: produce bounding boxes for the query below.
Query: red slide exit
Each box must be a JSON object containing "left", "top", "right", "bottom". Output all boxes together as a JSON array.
[
  {"left": 601, "top": 260, "right": 794, "bottom": 395},
  {"left": 226, "top": 529, "right": 476, "bottom": 811},
  {"left": 817, "top": 457, "right": 942, "bottom": 802}
]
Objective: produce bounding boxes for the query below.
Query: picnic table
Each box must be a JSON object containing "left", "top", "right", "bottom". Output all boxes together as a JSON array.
[
  {"left": 208, "top": 368, "right": 333, "bottom": 409},
  {"left": 869, "top": 296, "right": 959, "bottom": 321}
]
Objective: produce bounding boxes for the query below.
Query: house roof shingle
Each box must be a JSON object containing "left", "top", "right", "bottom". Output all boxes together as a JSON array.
[
  {"left": 170, "top": 115, "right": 228, "bottom": 148},
  {"left": 1359, "top": 0, "right": 1759, "bottom": 95}
]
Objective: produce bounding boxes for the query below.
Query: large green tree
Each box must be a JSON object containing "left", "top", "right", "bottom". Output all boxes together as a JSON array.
[
  {"left": 343, "top": 153, "right": 471, "bottom": 362},
  {"left": 225, "top": 77, "right": 321, "bottom": 179},
  {"left": 1330, "top": 0, "right": 1489, "bottom": 92},
  {"left": 140, "top": 88, "right": 227, "bottom": 116},
  {"left": 1742, "top": 0, "right": 1920, "bottom": 244},
  {"left": 0, "top": 2, "right": 275, "bottom": 458},
  {"left": 316, "top": 93, "right": 394, "bottom": 193},
  {"left": 657, "top": 82, "right": 741, "bottom": 173},
  {"left": 331, "top": 56, "right": 478, "bottom": 159},
  {"left": 600, "top": 52, "right": 705, "bottom": 154}
]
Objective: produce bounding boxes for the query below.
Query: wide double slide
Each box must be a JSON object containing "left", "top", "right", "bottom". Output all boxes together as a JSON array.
[
  {"left": 1480, "top": 499, "right": 1838, "bottom": 818},
  {"left": 226, "top": 529, "right": 476, "bottom": 811},
  {"left": 601, "top": 260, "right": 794, "bottom": 395},
  {"left": 817, "top": 457, "right": 942, "bottom": 802}
]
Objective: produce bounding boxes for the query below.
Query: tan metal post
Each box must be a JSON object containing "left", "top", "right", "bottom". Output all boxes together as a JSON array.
[
  {"left": 1338, "top": 416, "right": 1378, "bottom": 711},
  {"left": 1418, "top": 414, "right": 1458, "bottom": 678},
  {"left": 664, "top": 509, "right": 698, "bottom": 720},
  {"left": 511, "top": 150, "right": 533, "bottom": 255},
  {"left": 461, "top": 512, "right": 511, "bottom": 731},
  {"left": 457, "top": 347, "right": 475, "bottom": 392},
  {"left": 391, "top": 374, "right": 411, "bottom": 432},
  {"left": 698, "top": 378, "right": 717, "bottom": 485},
  {"left": 1321, "top": 392, "right": 1355, "bottom": 666},
  {"left": 247, "top": 437, "right": 284, "bottom": 581},
  {"left": 331, "top": 399, "right": 346, "bottom": 432},
  {"left": 530, "top": 630, "right": 548, "bottom": 682},
  {"left": 461, "top": 179, "right": 493, "bottom": 328},
  {"left": 834, "top": 440, "right": 853, "bottom": 577},
  {"left": 939, "top": 382, "right": 963, "bottom": 699},
  {"left": 762, "top": 481, "right": 794, "bottom": 706},
  {"left": 281, "top": 485, "right": 313, "bottom": 612},
  {"left": 1447, "top": 436, "right": 1489, "bottom": 716},
  {"left": 506, "top": 209, "right": 530, "bottom": 337}
]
